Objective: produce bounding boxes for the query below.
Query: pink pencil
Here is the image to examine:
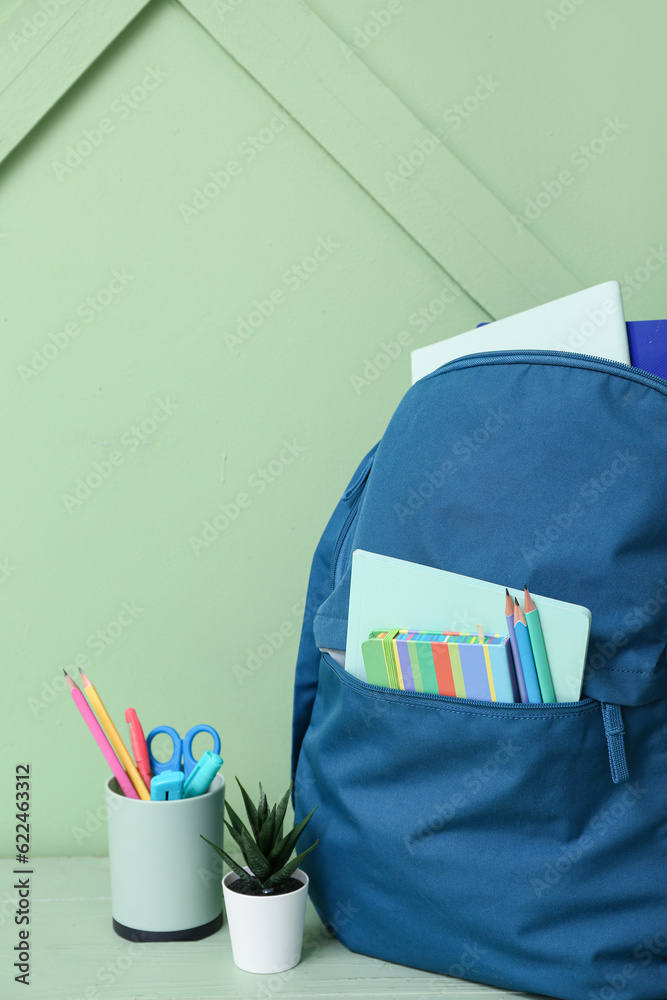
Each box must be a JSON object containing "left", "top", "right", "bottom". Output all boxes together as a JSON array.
[{"left": 64, "top": 670, "right": 138, "bottom": 799}]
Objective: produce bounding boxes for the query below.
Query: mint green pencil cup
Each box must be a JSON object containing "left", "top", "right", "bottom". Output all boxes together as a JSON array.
[{"left": 105, "top": 773, "right": 224, "bottom": 941}]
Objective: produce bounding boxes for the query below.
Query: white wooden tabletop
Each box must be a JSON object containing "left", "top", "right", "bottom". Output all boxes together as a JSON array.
[{"left": 0, "top": 858, "right": 530, "bottom": 999}]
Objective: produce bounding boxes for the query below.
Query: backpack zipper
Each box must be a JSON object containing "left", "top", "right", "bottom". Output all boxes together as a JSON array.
[
  {"left": 421, "top": 347, "right": 667, "bottom": 395},
  {"left": 600, "top": 702, "right": 629, "bottom": 784},
  {"left": 330, "top": 497, "right": 362, "bottom": 590},
  {"left": 324, "top": 650, "right": 595, "bottom": 711},
  {"left": 330, "top": 453, "right": 375, "bottom": 591}
]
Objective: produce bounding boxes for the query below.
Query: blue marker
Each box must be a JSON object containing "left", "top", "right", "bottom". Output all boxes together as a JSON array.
[
  {"left": 150, "top": 770, "right": 184, "bottom": 801},
  {"left": 183, "top": 750, "right": 223, "bottom": 798}
]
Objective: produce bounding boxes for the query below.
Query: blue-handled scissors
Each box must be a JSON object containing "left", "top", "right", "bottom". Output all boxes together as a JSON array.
[{"left": 146, "top": 724, "right": 221, "bottom": 781}]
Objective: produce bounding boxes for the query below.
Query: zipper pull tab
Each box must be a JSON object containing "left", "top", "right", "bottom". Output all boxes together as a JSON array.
[
  {"left": 600, "top": 702, "right": 629, "bottom": 784},
  {"left": 341, "top": 453, "right": 375, "bottom": 502}
]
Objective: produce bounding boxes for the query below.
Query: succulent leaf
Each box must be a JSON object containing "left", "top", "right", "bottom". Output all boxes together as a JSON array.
[
  {"left": 258, "top": 804, "right": 277, "bottom": 856},
  {"left": 223, "top": 799, "right": 248, "bottom": 837},
  {"left": 239, "top": 829, "right": 271, "bottom": 880},
  {"left": 267, "top": 806, "right": 317, "bottom": 871},
  {"left": 236, "top": 778, "right": 260, "bottom": 839},
  {"left": 257, "top": 782, "right": 268, "bottom": 827},
  {"left": 274, "top": 784, "right": 291, "bottom": 842},
  {"left": 263, "top": 840, "right": 319, "bottom": 889},
  {"left": 199, "top": 835, "right": 260, "bottom": 889},
  {"left": 222, "top": 818, "right": 247, "bottom": 856}
]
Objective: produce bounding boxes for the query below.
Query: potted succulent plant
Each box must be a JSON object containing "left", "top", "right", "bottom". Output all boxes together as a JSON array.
[{"left": 201, "top": 778, "right": 318, "bottom": 974}]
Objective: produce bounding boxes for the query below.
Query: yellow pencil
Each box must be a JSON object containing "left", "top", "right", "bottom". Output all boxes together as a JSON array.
[{"left": 79, "top": 669, "right": 150, "bottom": 800}]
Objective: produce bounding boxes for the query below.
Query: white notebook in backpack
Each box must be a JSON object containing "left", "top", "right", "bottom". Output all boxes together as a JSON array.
[{"left": 411, "top": 281, "right": 630, "bottom": 383}]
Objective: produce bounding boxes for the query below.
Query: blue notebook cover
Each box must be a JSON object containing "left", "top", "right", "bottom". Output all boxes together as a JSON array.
[
  {"left": 479, "top": 317, "right": 667, "bottom": 381},
  {"left": 627, "top": 319, "right": 667, "bottom": 381}
]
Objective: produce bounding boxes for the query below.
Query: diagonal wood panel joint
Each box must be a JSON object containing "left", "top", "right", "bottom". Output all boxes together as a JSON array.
[
  {"left": 0, "top": 0, "right": 582, "bottom": 318},
  {"left": 182, "top": 0, "right": 581, "bottom": 318}
]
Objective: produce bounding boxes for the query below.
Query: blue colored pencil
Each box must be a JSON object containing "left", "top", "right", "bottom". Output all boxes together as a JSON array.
[
  {"left": 505, "top": 588, "right": 526, "bottom": 703},
  {"left": 514, "top": 598, "right": 542, "bottom": 703}
]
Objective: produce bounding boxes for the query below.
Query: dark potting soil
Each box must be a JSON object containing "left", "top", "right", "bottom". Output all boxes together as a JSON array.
[{"left": 227, "top": 877, "right": 303, "bottom": 897}]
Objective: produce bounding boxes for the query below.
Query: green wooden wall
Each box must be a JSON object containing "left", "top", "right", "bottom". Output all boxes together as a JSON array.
[{"left": 0, "top": 0, "right": 665, "bottom": 856}]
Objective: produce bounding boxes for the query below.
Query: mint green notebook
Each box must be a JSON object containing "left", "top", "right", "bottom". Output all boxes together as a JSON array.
[{"left": 346, "top": 550, "right": 591, "bottom": 702}]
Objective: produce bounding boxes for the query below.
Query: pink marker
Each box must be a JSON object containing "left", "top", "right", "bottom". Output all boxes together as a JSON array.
[
  {"left": 125, "top": 707, "right": 152, "bottom": 790},
  {"left": 64, "top": 671, "right": 138, "bottom": 798}
]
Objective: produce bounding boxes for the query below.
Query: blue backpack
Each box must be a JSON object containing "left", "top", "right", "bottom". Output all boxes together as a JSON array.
[{"left": 291, "top": 350, "right": 667, "bottom": 1000}]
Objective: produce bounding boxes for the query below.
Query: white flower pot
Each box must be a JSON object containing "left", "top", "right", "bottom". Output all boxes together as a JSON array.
[{"left": 222, "top": 868, "right": 309, "bottom": 974}]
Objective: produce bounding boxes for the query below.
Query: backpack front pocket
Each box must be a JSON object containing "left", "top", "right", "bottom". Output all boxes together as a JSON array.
[{"left": 294, "top": 653, "right": 665, "bottom": 1000}]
